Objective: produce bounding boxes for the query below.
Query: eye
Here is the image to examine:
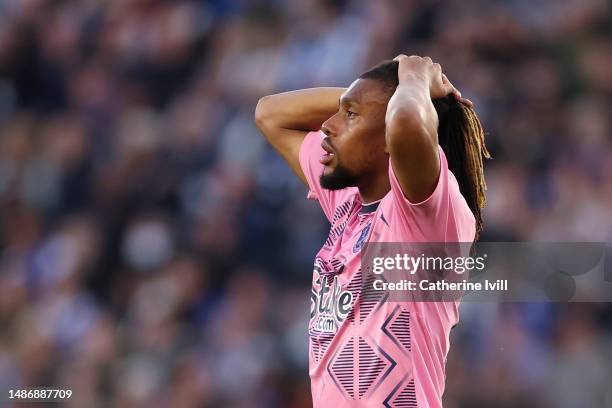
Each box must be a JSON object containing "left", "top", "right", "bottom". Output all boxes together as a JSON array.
[{"left": 346, "top": 110, "right": 357, "bottom": 119}]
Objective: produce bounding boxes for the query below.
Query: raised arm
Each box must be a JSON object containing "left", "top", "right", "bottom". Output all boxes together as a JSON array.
[
  {"left": 385, "top": 55, "right": 465, "bottom": 203},
  {"left": 255, "top": 87, "right": 345, "bottom": 186}
]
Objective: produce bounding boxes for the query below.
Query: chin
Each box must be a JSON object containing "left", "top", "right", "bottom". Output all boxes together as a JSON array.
[{"left": 319, "top": 166, "right": 357, "bottom": 190}]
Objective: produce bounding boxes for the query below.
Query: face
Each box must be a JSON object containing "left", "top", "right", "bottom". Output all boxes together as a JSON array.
[{"left": 319, "top": 78, "right": 391, "bottom": 190}]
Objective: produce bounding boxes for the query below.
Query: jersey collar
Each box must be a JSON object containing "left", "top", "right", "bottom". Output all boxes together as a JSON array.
[{"left": 359, "top": 199, "right": 381, "bottom": 215}]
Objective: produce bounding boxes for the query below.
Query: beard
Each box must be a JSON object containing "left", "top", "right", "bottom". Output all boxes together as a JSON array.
[{"left": 320, "top": 163, "right": 358, "bottom": 190}]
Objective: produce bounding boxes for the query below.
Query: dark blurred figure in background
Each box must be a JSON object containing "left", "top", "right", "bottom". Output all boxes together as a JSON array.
[{"left": 0, "top": 0, "right": 610, "bottom": 407}]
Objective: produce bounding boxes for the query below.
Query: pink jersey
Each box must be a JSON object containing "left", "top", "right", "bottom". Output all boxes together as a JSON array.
[{"left": 300, "top": 131, "right": 475, "bottom": 407}]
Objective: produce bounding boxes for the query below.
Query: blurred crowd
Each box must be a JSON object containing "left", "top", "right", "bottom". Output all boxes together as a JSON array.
[{"left": 0, "top": 0, "right": 611, "bottom": 406}]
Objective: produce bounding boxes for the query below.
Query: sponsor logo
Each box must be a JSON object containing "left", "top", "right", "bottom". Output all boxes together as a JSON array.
[{"left": 310, "top": 269, "right": 353, "bottom": 334}]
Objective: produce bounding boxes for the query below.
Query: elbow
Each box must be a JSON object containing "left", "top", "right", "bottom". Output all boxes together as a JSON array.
[{"left": 254, "top": 95, "right": 271, "bottom": 130}]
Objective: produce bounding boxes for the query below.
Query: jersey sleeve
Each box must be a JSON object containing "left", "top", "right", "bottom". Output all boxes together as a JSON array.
[
  {"left": 385, "top": 145, "right": 476, "bottom": 242},
  {"left": 299, "top": 130, "right": 358, "bottom": 223}
]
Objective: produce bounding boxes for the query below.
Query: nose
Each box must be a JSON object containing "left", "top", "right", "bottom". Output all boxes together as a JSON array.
[
  {"left": 321, "top": 121, "right": 331, "bottom": 137},
  {"left": 321, "top": 116, "right": 336, "bottom": 137}
]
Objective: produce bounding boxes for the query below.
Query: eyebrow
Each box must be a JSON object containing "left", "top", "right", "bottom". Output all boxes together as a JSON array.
[{"left": 339, "top": 96, "right": 358, "bottom": 107}]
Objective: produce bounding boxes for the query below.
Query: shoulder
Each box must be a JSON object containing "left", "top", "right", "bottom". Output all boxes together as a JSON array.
[{"left": 380, "top": 147, "right": 475, "bottom": 241}]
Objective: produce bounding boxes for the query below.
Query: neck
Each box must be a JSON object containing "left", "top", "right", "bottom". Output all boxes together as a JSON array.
[{"left": 358, "top": 169, "right": 391, "bottom": 204}]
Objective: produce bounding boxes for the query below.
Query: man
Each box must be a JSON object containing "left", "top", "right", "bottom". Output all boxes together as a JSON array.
[{"left": 255, "top": 55, "right": 489, "bottom": 407}]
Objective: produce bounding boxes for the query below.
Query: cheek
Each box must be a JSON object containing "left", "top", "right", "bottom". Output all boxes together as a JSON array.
[
  {"left": 337, "top": 138, "right": 372, "bottom": 171},
  {"left": 336, "top": 122, "right": 385, "bottom": 170}
]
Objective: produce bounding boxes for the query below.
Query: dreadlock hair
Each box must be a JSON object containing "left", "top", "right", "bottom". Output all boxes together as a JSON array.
[{"left": 359, "top": 60, "right": 491, "bottom": 240}]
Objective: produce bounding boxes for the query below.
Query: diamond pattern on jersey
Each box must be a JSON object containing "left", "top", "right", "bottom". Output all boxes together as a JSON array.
[
  {"left": 382, "top": 306, "right": 412, "bottom": 355},
  {"left": 327, "top": 336, "right": 397, "bottom": 400},
  {"left": 384, "top": 379, "right": 417, "bottom": 407},
  {"left": 328, "top": 338, "right": 355, "bottom": 398},
  {"left": 357, "top": 337, "right": 396, "bottom": 398}
]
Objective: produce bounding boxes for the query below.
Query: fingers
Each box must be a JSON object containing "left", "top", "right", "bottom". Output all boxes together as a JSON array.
[
  {"left": 440, "top": 73, "right": 457, "bottom": 98},
  {"left": 394, "top": 55, "right": 473, "bottom": 107},
  {"left": 442, "top": 74, "right": 459, "bottom": 96},
  {"left": 459, "top": 97, "right": 473, "bottom": 108},
  {"left": 441, "top": 73, "right": 473, "bottom": 107}
]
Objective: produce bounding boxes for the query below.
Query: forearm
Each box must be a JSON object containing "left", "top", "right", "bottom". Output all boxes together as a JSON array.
[
  {"left": 385, "top": 74, "right": 441, "bottom": 203},
  {"left": 255, "top": 87, "right": 345, "bottom": 132},
  {"left": 385, "top": 78, "right": 438, "bottom": 149},
  {"left": 254, "top": 87, "right": 344, "bottom": 187}
]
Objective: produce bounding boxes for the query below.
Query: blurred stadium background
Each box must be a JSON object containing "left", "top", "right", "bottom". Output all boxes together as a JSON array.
[{"left": 0, "top": 0, "right": 611, "bottom": 407}]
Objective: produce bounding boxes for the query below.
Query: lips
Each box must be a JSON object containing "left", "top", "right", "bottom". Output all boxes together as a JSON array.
[
  {"left": 320, "top": 152, "right": 335, "bottom": 165},
  {"left": 320, "top": 139, "right": 335, "bottom": 166}
]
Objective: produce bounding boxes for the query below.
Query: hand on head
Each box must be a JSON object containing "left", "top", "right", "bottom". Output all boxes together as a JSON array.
[{"left": 393, "top": 54, "right": 473, "bottom": 108}]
